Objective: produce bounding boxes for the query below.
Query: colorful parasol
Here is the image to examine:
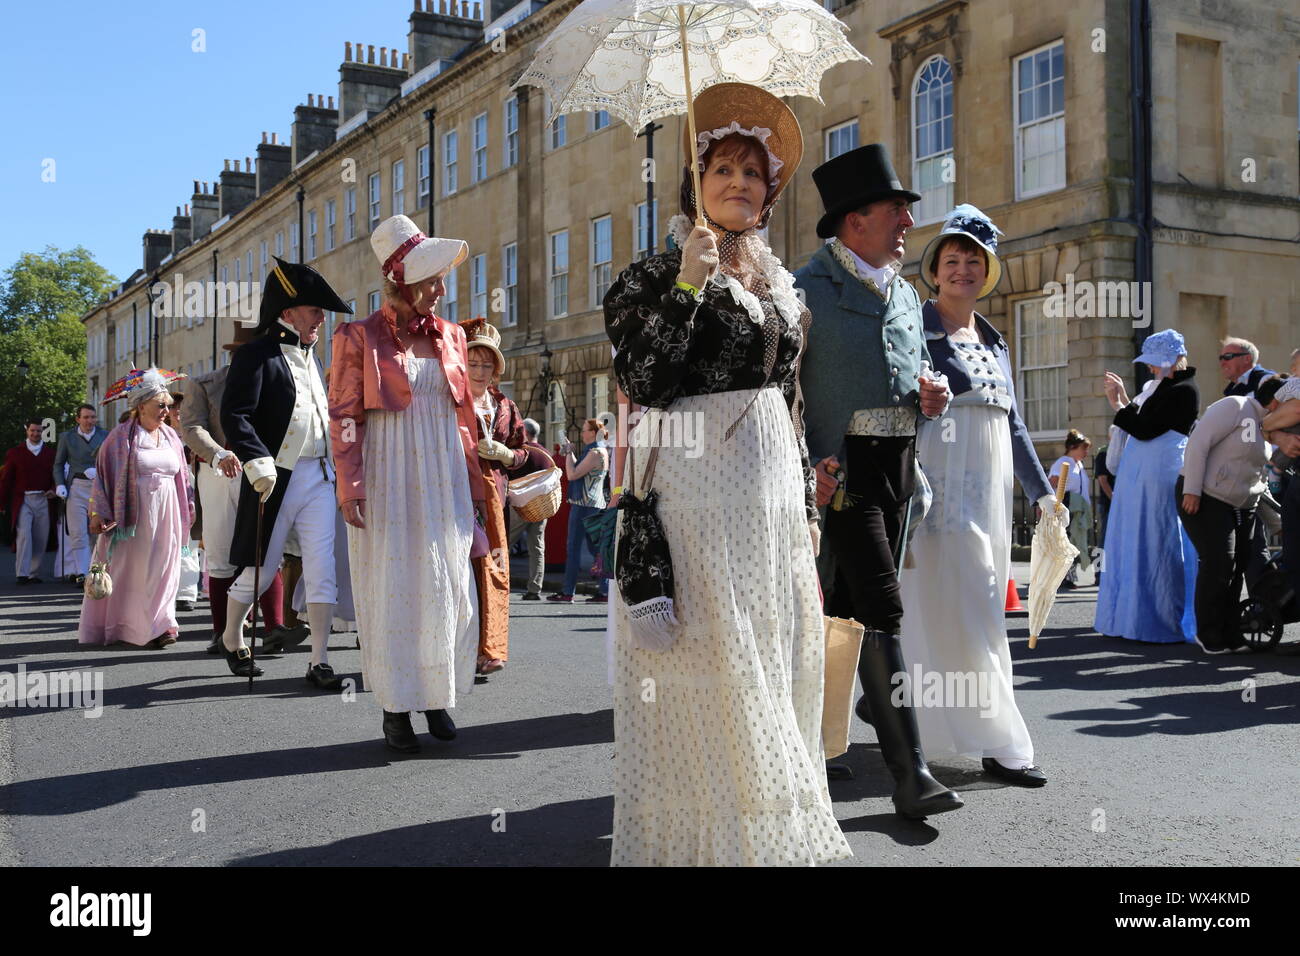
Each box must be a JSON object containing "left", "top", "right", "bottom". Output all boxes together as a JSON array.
[
  {"left": 1027, "top": 462, "right": 1078, "bottom": 649},
  {"left": 100, "top": 368, "right": 188, "bottom": 405}
]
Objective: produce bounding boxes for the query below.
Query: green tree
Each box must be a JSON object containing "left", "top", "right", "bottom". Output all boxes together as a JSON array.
[{"left": 0, "top": 246, "right": 117, "bottom": 445}]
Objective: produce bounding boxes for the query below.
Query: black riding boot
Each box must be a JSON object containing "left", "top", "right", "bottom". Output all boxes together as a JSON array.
[{"left": 858, "top": 630, "right": 963, "bottom": 819}]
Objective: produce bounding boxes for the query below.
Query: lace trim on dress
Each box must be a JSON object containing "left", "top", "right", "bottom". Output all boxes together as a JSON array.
[
  {"left": 626, "top": 596, "right": 677, "bottom": 625},
  {"left": 666, "top": 214, "right": 803, "bottom": 332}
]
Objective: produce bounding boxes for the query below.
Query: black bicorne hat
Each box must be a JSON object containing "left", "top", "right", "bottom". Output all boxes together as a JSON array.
[
  {"left": 811, "top": 144, "right": 923, "bottom": 239},
  {"left": 256, "top": 256, "right": 352, "bottom": 332}
]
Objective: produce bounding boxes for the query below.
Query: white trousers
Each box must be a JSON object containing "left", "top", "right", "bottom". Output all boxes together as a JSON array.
[
  {"left": 196, "top": 461, "right": 241, "bottom": 577},
  {"left": 67, "top": 478, "right": 93, "bottom": 576},
  {"left": 229, "top": 460, "right": 337, "bottom": 607},
  {"left": 15, "top": 494, "right": 49, "bottom": 579}
]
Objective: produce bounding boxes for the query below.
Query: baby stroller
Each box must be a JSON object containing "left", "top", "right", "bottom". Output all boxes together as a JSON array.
[{"left": 1232, "top": 497, "right": 1300, "bottom": 650}]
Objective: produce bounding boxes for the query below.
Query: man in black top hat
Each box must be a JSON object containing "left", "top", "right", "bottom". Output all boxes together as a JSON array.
[
  {"left": 217, "top": 257, "right": 352, "bottom": 687},
  {"left": 795, "top": 144, "right": 963, "bottom": 819}
]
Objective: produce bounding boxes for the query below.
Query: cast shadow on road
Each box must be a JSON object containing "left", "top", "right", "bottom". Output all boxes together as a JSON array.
[
  {"left": 229, "top": 795, "right": 614, "bottom": 866},
  {"left": 0, "top": 709, "right": 614, "bottom": 817},
  {"left": 1006, "top": 626, "right": 1300, "bottom": 737}
]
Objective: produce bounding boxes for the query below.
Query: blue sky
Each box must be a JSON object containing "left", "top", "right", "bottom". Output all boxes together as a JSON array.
[{"left": 0, "top": 0, "right": 439, "bottom": 287}]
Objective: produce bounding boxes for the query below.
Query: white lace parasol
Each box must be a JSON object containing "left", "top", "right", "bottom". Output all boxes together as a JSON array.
[{"left": 512, "top": 0, "right": 869, "bottom": 132}]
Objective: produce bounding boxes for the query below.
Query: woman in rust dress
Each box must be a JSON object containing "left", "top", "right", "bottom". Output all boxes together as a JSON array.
[{"left": 461, "top": 318, "right": 528, "bottom": 674}]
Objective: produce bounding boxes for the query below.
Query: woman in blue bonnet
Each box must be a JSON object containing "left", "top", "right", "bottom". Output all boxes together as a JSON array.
[
  {"left": 898, "top": 205, "right": 1057, "bottom": 788},
  {"left": 1095, "top": 329, "right": 1199, "bottom": 643}
]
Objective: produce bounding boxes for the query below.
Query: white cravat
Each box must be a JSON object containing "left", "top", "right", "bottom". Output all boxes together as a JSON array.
[
  {"left": 845, "top": 245, "right": 897, "bottom": 292},
  {"left": 78, "top": 427, "right": 95, "bottom": 440},
  {"left": 26, "top": 440, "right": 42, "bottom": 456}
]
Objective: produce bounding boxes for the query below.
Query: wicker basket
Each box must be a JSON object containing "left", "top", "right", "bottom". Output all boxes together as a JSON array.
[{"left": 508, "top": 466, "right": 563, "bottom": 522}]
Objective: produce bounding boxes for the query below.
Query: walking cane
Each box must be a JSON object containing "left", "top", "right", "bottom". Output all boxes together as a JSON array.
[{"left": 248, "top": 497, "right": 264, "bottom": 693}]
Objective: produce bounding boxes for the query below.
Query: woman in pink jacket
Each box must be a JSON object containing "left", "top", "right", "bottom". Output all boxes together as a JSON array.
[{"left": 329, "top": 214, "right": 484, "bottom": 754}]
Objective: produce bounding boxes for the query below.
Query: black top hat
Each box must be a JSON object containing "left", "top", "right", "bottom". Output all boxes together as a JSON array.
[
  {"left": 811, "top": 144, "right": 922, "bottom": 239},
  {"left": 256, "top": 256, "right": 352, "bottom": 332}
]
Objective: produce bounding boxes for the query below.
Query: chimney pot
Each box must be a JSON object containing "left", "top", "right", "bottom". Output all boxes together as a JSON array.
[
  {"left": 308, "top": 93, "right": 314, "bottom": 106},
  {"left": 402, "top": 52, "right": 410, "bottom": 72},
  {"left": 245, "top": 157, "right": 252, "bottom": 171},
  {"left": 368, "top": 44, "right": 375, "bottom": 64},
  {"left": 345, "top": 40, "right": 352, "bottom": 62},
  {"left": 328, "top": 95, "right": 335, "bottom": 109},
  {"left": 193, "top": 179, "right": 200, "bottom": 193},
  {"left": 380, "top": 47, "right": 387, "bottom": 67},
  {"left": 261, "top": 130, "right": 268, "bottom": 144},
  {"left": 185, "top": 203, "right": 190, "bottom": 215}
]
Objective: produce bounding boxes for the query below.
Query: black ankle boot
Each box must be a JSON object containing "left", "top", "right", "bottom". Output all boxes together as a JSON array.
[
  {"left": 424, "top": 709, "right": 457, "bottom": 741},
  {"left": 383, "top": 711, "right": 420, "bottom": 753},
  {"left": 857, "top": 630, "right": 963, "bottom": 819}
]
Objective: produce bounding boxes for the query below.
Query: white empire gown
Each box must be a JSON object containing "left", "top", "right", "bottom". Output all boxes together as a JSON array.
[{"left": 347, "top": 355, "right": 479, "bottom": 713}]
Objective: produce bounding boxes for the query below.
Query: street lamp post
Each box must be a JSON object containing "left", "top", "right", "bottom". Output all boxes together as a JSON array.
[
  {"left": 424, "top": 107, "right": 436, "bottom": 234},
  {"left": 637, "top": 121, "right": 663, "bottom": 257}
]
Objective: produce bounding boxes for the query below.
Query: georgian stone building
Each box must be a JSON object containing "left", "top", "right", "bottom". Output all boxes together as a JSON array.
[{"left": 84, "top": 0, "right": 1300, "bottom": 523}]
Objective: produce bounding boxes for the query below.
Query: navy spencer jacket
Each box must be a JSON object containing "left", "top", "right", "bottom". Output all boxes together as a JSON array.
[{"left": 921, "top": 300, "right": 1052, "bottom": 502}]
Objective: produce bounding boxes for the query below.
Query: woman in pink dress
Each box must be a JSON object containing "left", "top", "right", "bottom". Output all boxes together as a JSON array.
[{"left": 79, "top": 370, "right": 195, "bottom": 648}]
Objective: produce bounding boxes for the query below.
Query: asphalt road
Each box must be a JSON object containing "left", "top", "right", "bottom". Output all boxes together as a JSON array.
[{"left": 1, "top": 557, "right": 1297, "bottom": 867}]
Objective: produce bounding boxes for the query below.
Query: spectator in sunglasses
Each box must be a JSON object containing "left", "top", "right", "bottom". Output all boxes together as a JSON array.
[{"left": 1218, "top": 338, "right": 1274, "bottom": 399}]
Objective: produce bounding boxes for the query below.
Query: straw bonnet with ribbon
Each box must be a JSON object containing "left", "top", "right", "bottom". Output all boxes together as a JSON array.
[
  {"left": 256, "top": 256, "right": 351, "bottom": 333},
  {"left": 371, "top": 214, "right": 468, "bottom": 331},
  {"left": 681, "top": 82, "right": 803, "bottom": 227},
  {"left": 919, "top": 203, "right": 1005, "bottom": 301},
  {"left": 459, "top": 317, "right": 505, "bottom": 377}
]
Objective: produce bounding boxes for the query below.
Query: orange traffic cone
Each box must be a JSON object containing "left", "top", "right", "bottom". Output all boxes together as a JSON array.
[{"left": 1005, "top": 577, "right": 1025, "bottom": 612}]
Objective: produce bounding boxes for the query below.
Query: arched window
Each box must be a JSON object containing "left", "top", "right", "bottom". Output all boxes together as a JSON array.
[{"left": 912, "top": 55, "right": 954, "bottom": 224}]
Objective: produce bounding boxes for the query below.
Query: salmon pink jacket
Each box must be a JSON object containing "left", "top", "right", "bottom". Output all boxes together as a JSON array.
[{"left": 328, "top": 305, "right": 485, "bottom": 507}]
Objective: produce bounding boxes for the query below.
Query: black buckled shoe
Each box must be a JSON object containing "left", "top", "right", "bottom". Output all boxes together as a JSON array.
[
  {"left": 262, "top": 623, "right": 310, "bottom": 654},
  {"left": 305, "top": 663, "right": 344, "bottom": 691},
  {"left": 225, "top": 646, "right": 263, "bottom": 677},
  {"left": 982, "top": 758, "right": 1047, "bottom": 787},
  {"left": 206, "top": 632, "right": 224, "bottom": 656},
  {"left": 383, "top": 711, "right": 420, "bottom": 753},
  {"left": 424, "top": 709, "right": 457, "bottom": 741}
]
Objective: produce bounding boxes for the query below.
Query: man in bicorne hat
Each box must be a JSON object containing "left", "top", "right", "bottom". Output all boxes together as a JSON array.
[
  {"left": 796, "top": 144, "right": 963, "bottom": 819},
  {"left": 217, "top": 257, "right": 352, "bottom": 686},
  {"left": 179, "top": 320, "right": 296, "bottom": 655}
]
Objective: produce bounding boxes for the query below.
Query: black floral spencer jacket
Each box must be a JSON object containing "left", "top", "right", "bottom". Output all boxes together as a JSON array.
[{"left": 603, "top": 244, "right": 817, "bottom": 520}]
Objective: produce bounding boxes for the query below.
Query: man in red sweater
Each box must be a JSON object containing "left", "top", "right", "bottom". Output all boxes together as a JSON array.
[{"left": 1, "top": 420, "right": 57, "bottom": 584}]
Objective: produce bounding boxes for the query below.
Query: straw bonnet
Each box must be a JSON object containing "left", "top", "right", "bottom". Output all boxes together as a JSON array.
[
  {"left": 371, "top": 214, "right": 468, "bottom": 287},
  {"left": 681, "top": 83, "right": 803, "bottom": 209},
  {"left": 919, "top": 203, "right": 1005, "bottom": 300},
  {"left": 460, "top": 317, "right": 505, "bottom": 376}
]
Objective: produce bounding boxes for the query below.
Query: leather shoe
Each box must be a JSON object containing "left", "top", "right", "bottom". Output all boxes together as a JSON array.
[
  {"left": 522, "top": 592, "right": 540, "bottom": 601},
  {"left": 206, "top": 632, "right": 223, "bottom": 655},
  {"left": 424, "top": 709, "right": 457, "bottom": 740},
  {"left": 262, "top": 623, "right": 310, "bottom": 654},
  {"left": 383, "top": 711, "right": 420, "bottom": 753},
  {"left": 982, "top": 758, "right": 1047, "bottom": 787},
  {"left": 305, "top": 662, "right": 344, "bottom": 691},
  {"left": 826, "top": 763, "right": 854, "bottom": 781},
  {"left": 176, "top": 599, "right": 194, "bottom": 612},
  {"left": 225, "top": 646, "right": 263, "bottom": 677},
  {"left": 15, "top": 577, "right": 30, "bottom": 586}
]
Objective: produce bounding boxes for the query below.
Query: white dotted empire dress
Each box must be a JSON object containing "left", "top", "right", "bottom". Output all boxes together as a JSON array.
[{"left": 611, "top": 386, "right": 853, "bottom": 866}]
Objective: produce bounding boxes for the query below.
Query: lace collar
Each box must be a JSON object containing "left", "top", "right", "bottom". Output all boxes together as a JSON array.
[{"left": 666, "top": 214, "right": 803, "bottom": 331}]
